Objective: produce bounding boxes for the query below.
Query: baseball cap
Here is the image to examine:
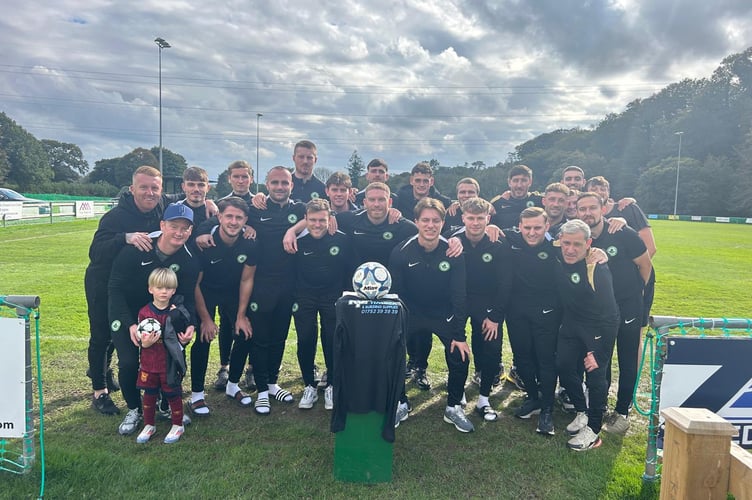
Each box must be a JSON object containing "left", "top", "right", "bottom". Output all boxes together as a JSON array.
[{"left": 163, "top": 203, "right": 194, "bottom": 224}]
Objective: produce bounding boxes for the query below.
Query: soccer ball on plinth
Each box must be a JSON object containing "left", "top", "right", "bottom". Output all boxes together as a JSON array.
[
  {"left": 136, "top": 317, "right": 162, "bottom": 341},
  {"left": 352, "top": 261, "right": 392, "bottom": 300}
]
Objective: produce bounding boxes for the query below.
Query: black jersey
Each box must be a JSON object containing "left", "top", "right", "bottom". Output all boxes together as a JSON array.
[
  {"left": 555, "top": 259, "right": 619, "bottom": 328},
  {"left": 502, "top": 229, "right": 559, "bottom": 310},
  {"left": 490, "top": 193, "right": 543, "bottom": 230},
  {"left": 196, "top": 225, "right": 258, "bottom": 297},
  {"left": 442, "top": 207, "right": 464, "bottom": 237},
  {"left": 335, "top": 210, "right": 417, "bottom": 267},
  {"left": 108, "top": 238, "right": 200, "bottom": 331},
  {"left": 291, "top": 175, "right": 326, "bottom": 203},
  {"left": 246, "top": 199, "right": 306, "bottom": 283},
  {"left": 453, "top": 229, "right": 508, "bottom": 323},
  {"left": 590, "top": 220, "right": 647, "bottom": 302},
  {"left": 219, "top": 191, "right": 254, "bottom": 204},
  {"left": 294, "top": 230, "right": 353, "bottom": 295},
  {"left": 331, "top": 294, "right": 407, "bottom": 443},
  {"left": 388, "top": 236, "right": 467, "bottom": 341}
]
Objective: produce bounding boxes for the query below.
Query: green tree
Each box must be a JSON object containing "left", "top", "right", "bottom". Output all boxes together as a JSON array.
[
  {"left": 41, "top": 139, "right": 89, "bottom": 182},
  {"left": 150, "top": 146, "right": 188, "bottom": 178},
  {"left": 347, "top": 150, "right": 365, "bottom": 189},
  {"left": 87, "top": 147, "right": 159, "bottom": 189},
  {"left": 0, "top": 112, "right": 52, "bottom": 190}
]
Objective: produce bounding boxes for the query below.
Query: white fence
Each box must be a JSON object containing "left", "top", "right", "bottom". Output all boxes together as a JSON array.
[{"left": 0, "top": 200, "right": 115, "bottom": 226}]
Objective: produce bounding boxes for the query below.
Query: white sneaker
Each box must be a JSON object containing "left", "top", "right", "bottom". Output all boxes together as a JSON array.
[
  {"left": 566, "top": 411, "right": 588, "bottom": 436},
  {"left": 394, "top": 402, "right": 410, "bottom": 428},
  {"left": 567, "top": 425, "right": 601, "bottom": 451},
  {"left": 298, "top": 385, "right": 318, "bottom": 409},
  {"left": 118, "top": 408, "right": 142, "bottom": 436},
  {"left": 443, "top": 405, "right": 474, "bottom": 433},
  {"left": 164, "top": 424, "right": 184, "bottom": 444},
  {"left": 324, "top": 386, "right": 334, "bottom": 410},
  {"left": 136, "top": 424, "right": 156, "bottom": 444}
]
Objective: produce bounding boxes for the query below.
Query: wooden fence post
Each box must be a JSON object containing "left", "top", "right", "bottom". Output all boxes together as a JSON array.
[{"left": 660, "top": 407, "right": 737, "bottom": 500}]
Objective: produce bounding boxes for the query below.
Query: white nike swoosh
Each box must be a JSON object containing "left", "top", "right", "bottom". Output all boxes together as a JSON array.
[
  {"left": 141, "top": 261, "right": 153, "bottom": 266},
  {"left": 210, "top": 259, "right": 222, "bottom": 264},
  {"left": 511, "top": 246, "right": 521, "bottom": 250},
  {"left": 408, "top": 262, "right": 420, "bottom": 267},
  {"left": 260, "top": 217, "right": 273, "bottom": 222},
  {"left": 594, "top": 336, "right": 602, "bottom": 340},
  {"left": 542, "top": 309, "right": 553, "bottom": 314},
  {"left": 303, "top": 251, "right": 314, "bottom": 256},
  {"left": 486, "top": 308, "right": 493, "bottom": 313},
  {"left": 353, "top": 230, "right": 365, "bottom": 235},
  {"left": 625, "top": 318, "right": 637, "bottom": 324},
  {"left": 446, "top": 315, "right": 454, "bottom": 322}
]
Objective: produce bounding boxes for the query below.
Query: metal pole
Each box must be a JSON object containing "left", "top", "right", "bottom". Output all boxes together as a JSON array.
[
  {"left": 256, "top": 113, "right": 262, "bottom": 194},
  {"left": 155, "top": 38, "right": 171, "bottom": 175},
  {"left": 673, "top": 131, "right": 683, "bottom": 216}
]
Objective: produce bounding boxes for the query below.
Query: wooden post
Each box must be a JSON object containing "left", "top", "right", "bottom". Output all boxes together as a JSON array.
[
  {"left": 660, "top": 407, "right": 737, "bottom": 500},
  {"left": 728, "top": 443, "right": 752, "bottom": 500}
]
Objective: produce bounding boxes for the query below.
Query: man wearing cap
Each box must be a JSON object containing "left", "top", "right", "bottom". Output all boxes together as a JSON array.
[{"left": 108, "top": 203, "right": 200, "bottom": 436}]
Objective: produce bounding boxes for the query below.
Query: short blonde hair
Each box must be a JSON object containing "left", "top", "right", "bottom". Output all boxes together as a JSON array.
[{"left": 148, "top": 268, "right": 178, "bottom": 289}]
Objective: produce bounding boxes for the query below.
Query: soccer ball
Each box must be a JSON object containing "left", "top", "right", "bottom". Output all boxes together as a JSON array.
[
  {"left": 136, "top": 317, "right": 162, "bottom": 341},
  {"left": 352, "top": 261, "right": 392, "bottom": 299}
]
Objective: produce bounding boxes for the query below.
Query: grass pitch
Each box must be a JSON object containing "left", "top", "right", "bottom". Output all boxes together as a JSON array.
[{"left": 1, "top": 219, "right": 750, "bottom": 499}]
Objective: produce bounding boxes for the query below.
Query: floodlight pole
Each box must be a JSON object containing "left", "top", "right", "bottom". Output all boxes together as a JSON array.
[
  {"left": 256, "top": 113, "right": 263, "bottom": 194},
  {"left": 673, "top": 131, "right": 683, "bottom": 216},
  {"left": 155, "top": 37, "right": 171, "bottom": 175}
]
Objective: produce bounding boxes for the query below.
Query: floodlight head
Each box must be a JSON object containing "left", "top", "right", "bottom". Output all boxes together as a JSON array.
[{"left": 155, "top": 37, "right": 171, "bottom": 49}]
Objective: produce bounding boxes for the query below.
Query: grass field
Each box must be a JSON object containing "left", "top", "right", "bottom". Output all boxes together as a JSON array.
[{"left": 1, "top": 219, "right": 750, "bottom": 499}]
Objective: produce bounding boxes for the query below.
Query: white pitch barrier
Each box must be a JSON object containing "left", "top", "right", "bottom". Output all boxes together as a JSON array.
[{"left": 0, "top": 317, "right": 27, "bottom": 438}]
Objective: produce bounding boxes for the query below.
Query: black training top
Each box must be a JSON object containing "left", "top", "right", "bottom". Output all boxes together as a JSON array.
[
  {"left": 590, "top": 220, "right": 647, "bottom": 302},
  {"left": 606, "top": 202, "right": 650, "bottom": 232},
  {"left": 196, "top": 226, "right": 258, "bottom": 298},
  {"left": 392, "top": 184, "right": 452, "bottom": 218},
  {"left": 335, "top": 210, "right": 418, "bottom": 267},
  {"left": 246, "top": 199, "right": 306, "bottom": 284},
  {"left": 108, "top": 238, "right": 200, "bottom": 331},
  {"left": 388, "top": 235, "right": 467, "bottom": 341},
  {"left": 452, "top": 229, "right": 508, "bottom": 324},
  {"left": 502, "top": 229, "right": 559, "bottom": 311},
  {"left": 555, "top": 258, "right": 619, "bottom": 328},
  {"left": 490, "top": 193, "right": 543, "bottom": 230},
  {"left": 291, "top": 175, "right": 326, "bottom": 203},
  {"left": 294, "top": 229, "right": 353, "bottom": 295}
]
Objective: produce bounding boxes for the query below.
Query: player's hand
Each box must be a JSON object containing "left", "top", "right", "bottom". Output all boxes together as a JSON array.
[
  {"left": 387, "top": 208, "right": 402, "bottom": 224},
  {"left": 450, "top": 340, "right": 471, "bottom": 362},
  {"left": 243, "top": 225, "right": 256, "bottom": 239},
  {"left": 141, "top": 329, "right": 161, "bottom": 348},
  {"left": 446, "top": 236, "right": 463, "bottom": 257},
  {"left": 251, "top": 193, "right": 267, "bottom": 210},
  {"left": 328, "top": 215, "right": 339, "bottom": 235},
  {"left": 349, "top": 187, "right": 358, "bottom": 203},
  {"left": 617, "top": 197, "right": 636, "bottom": 211},
  {"left": 195, "top": 234, "right": 215, "bottom": 249},
  {"left": 584, "top": 351, "right": 599, "bottom": 372},
  {"left": 587, "top": 247, "right": 608, "bottom": 264},
  {"left": 205, "top": 199, "right": 219, "bottom": 217},
  {"left": 283, "top": 228, "right": 299, "bottom": 254},
  {"left": 447, "top": 201, "right": 460, "bottom": 217},
  {"left": 236, "top": 315, "right": 253, "bottom": 340},
  {"left": 485, "top": 224, "right": 504, "bottom": 242},
  {"left": 125, "top": 232, "right": 153, "bottom": 252},
  {"left": 177, "top": 325, "right": 195, "bottom": 345},
  {"left": 129, "top": 324, "right": 141, "bottom": 347},
  {"left": 200, "top": 319, "right": 218, "bottom": 343},
  {"left": 481, "top": 318, "right": 499, "bottom": 341},
  {"left": 607, "top": 217, "right": 627, "bottom": 232}
]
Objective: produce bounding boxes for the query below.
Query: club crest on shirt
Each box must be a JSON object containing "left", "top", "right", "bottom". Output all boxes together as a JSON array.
[
  {"left": 570, "top": 273, "right": 581, "bottom": 284},
  {"left": 237, "top": 254, "right": 247, "bottom": 263},
  {"left": 288, "top": 214, "right": 298, "bottom": 224},
  {"left": 250, "top": 302, "right": 259, "bottom": 312},
  {"left": 292, "top": 302, "right": 299, "bottom": 313},
  {"left": 526, "top": 201, "right": 535, "bottom": 208},
  {"left": 110, "top": 320, "right": 121, "bottom": 332},
  {"left": 330, "top": 246, "right": 340, "bottom": 256},
  {"left": 439, "top": 261, "right": 451, "bottom": 272},
  {"left": 383, "top": 232, "right": 393, "bottom": 240},
  {"left": 310, "top": 192, "right": 320, "bottom": 199},
  {"left": 482, "top": 253, "right": 493, "bottom": 263},
  {"left": 169, "top": 263, "right": 180, "bottom": 272},
  {"left": 606, "top": 246, "right": 618, "bottom": 257},
  {"left": 538, "top": 251, "right": 549, "bottom": 260}
]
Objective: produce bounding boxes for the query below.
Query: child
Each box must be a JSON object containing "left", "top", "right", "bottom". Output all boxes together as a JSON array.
[{"left": 136, "top": 268, "right": 192, "bottom": 444}]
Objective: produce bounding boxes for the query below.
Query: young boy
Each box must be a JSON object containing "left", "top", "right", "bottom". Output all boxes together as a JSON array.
[{"left": 136, "top": 268, "right": 192, "bottom": 444}]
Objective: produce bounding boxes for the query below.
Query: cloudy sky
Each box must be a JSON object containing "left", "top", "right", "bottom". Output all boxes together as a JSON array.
[{"left": 2, "top": 0, "right": 751, "bottom": 182}]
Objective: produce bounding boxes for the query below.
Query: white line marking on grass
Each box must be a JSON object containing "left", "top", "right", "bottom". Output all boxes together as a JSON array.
[{"left": 2, "top": 229, "right": 93, "bottom": 243}]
